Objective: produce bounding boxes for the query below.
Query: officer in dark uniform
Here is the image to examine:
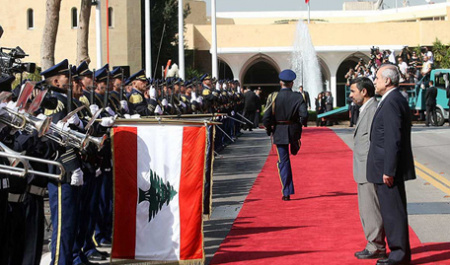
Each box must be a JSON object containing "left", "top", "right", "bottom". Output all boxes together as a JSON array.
[
  {"left": 77, "top": 61, "right": 94, "bottom": 108},
  {"left": 201, "top": 74, "right": 216, "bottom": 113},
  {"left": 42, "top": 59, "right": 84, "bottom": 265},
  {"left": 262, "top": 69, "right": 308, "bottom": 201},
  {"left": 128, "top": 69, "right": 153, "bottom": 116},
  {"left": 109, "top": 67, "right": 129, "bottom": 116}
]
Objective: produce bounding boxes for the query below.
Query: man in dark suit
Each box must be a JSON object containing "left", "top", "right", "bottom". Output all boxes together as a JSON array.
[
  {"left": 262, "top": 70, "right": 308, "bottom": 201},
  {"left": 425, "top": 80, "right": 438, "bottom": 126},
  {"left": 299, "top": 85, "right": 310, "bottom": 127},
  {"left": 367, "top": 64, "right": 416, "bottom": 265},
  {"left": 243, "top": 87, "right": 257, "bottom": 131}
]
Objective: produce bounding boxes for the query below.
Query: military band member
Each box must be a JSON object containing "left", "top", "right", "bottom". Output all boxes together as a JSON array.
[
  {"left": 41, "top": 59, "right": 84, "bottom": 265},
  {"left": 77, "top": 61, "right": 94, "bottom": 108}
]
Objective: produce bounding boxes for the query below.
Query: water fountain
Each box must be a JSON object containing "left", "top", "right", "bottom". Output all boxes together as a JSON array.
[{"left": 291, "top": 21, "right": 323, "bottom": 99}]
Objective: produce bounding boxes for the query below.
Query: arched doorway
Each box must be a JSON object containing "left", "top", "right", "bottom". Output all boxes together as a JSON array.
[
  {"left": 336, "top": 53, "right": 370, "bottom": 106},
  {"left": 218, "top": 59, "right": 234, "bottom": 80},
  {"left": 242, "top": 57, "right": 279, "bottom": 105}
]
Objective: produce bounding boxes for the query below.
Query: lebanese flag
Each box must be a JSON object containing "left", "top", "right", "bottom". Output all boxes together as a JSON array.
[
  {"left": 305, "top": 0, "right": 309, "bottom": 3},
  {"left": 112, "top": 125, "right": 206, "bottom": 262}
]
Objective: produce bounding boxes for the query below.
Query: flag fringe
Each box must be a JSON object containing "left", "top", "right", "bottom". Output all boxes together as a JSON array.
[{"left": 110, "top": 259, "right": 204, "bottom": 265}]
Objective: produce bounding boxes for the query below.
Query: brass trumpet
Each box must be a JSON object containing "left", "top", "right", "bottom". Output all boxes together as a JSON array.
[
  {"left": 0, "top": 107, "right": 53, "bottom": 137},
  {"left": 0, "top": 143, "right": 65, "bottom": 180},
  {"left": 45, "top": 123, "right": 106, "bottom": 151}
]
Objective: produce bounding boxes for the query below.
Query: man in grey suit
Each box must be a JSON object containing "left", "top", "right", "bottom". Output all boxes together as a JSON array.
[{"left": 350, "top": 77, "right": 387, "bottom": 260}]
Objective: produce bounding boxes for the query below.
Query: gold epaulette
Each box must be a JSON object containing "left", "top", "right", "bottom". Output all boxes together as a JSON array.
[
  {"left": 44, "top": 100, "right": 65, "bottom": 116},
  {"left": 79, "top": 95, "right": 90, "bottom": 108},
  {"left": 129, "top": 93, "right": 143, "bottom": 104},
  {"left": 202, "top": 89, "right": 211, "bottom": 96}
]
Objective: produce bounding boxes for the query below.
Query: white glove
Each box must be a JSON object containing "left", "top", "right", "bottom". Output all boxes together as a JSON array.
[
  {"left": 95, "top": 168, "right": 102, "bottom": 177},
  {"left": 100, "top": 116, "right": 115, "bottom": 127},
  {"left": 237, "top": 86, "right": 241, "bottom": 93},
  {"left": 105, "top": 106, "right": 115, "bottom": 116},
  {"left": 191, "top": 92, "right": 197, "bottom": 102},
  {"left": 196, "top": 97, "right": 203, "bottom": 105},
  {"left": 223, "top": 83, "right": 227, "bottom": 89},
  {"left": 130, "top": 114, "right": 141, "bottom": 119},
  {"left": 67, "top": 113, "right": 83, "bottom": 129},
  {"left": 6, "top": 101, "right": 18, "bottom": 112},
  {"left": 55, "top": 121, "right": 70, "bottom": 132},
  {"left": 149, "top": 87, "right": 156, "bottom": 99},
  {"left": 70, "top": 168, "right": 84, "bottom": 186},
  {"left": 89, "top": 104, "right": 99, "bottom": 115},
  {"left": 231, "top": 110, "right": 235, "bottom": 116},
  {"left": 179, "top": 101, "right": 186, "bottom": 108},
  {"left": 0, "top": 102, "right": 6, "bottom": 109},
  {"left": 124, "top": 114, "right": 131, "bottom": 119},
  {"left": 36, "top": 113, "right": 47, "bottom": 120},
  {"left": 155, "top": 105, "right": 163, "bottom": 115},
  {"left": 161, "top": 98, "right": 168, "bottom": 107},
  {"left": 120, "top": 100, "right": 129, "bottom": 112}
]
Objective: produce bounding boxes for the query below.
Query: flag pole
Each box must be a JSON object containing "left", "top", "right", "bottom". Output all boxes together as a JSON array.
[{"left": 307, "top": 1, "right": 310, "bottom": 24}]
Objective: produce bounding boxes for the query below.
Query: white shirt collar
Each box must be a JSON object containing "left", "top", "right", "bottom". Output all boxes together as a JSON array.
[
  {"left": 378, "top": 87, "right": 397, "bottom": 106},
  {"left": 359, "top": 97, "right": 374, "bottom": 114}
]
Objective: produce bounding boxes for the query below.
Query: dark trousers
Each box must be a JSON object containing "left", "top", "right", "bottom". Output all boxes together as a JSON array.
[
  {"left": 426, "top": 105, "right": 437, "bottom": 126},
  {"left": 244, "top": 110, "right": 255, "bottom": 130},
  {"left": 48, "top": 182, "right": 79, "bottom": 265},
  {"left": 83, "top": 175, "right": 102, "bottom": 255},
  {"left": 22, "top": 193, "right": 45, "bottom": 265},
  {"left": 276, "top": 144, "right": 295, "bottom": 197},
  {"left": 350, "top": 107, "right": 359, "bottom": 126},
  {"left": 0, "top": 189, "right": 8, "bottom": 265},
  {"left": 376, "top": 181, "right": 411, "bottom": 263},
  {"left": 6, "top": 201, "right": 26, "bottom": 265},
  {"left": 95, "top": 169, "right": 113, "bottom": 244},
  {"left": 73, "top": 171, "right": 96, "bottom": 264}
]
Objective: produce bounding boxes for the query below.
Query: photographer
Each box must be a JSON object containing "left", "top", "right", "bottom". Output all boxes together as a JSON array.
[
  {"left": 398, "top": 57, "right": 408, "bottom": 83},
  {"left": 399, "top": 46, "right": 412, "bottom": 64},
  {"left": 355, "top": 59, "right": 366, "bottom": 73}
]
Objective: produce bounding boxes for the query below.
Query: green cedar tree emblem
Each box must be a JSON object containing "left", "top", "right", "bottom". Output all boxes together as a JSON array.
[{"left": 138, "top": 168, "right": 178, "bottom": 222}]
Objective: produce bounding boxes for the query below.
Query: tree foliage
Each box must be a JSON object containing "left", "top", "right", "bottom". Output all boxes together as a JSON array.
[
  {"left": 432, "top": 38, "right": 450, "bottom": 69},
  {"left": 147, "top": 0, "right": 191, "bottom": 78}
]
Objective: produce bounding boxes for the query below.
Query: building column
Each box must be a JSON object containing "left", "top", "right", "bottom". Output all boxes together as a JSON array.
[{"left": 330, "top": 74, "right": 337, "bottom": 107}]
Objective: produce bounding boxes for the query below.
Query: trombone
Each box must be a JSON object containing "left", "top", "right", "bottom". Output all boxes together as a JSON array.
[{"left": 0, "top": 144, "right": 65, "bottom": 180}]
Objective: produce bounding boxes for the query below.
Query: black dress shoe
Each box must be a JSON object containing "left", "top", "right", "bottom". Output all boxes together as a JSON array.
[
  {"left": 87, "top": 250, "right": 107, "bottom": 261},
  {"left": 355, "top": 249, "right": 387, "bottom": 259},
  {"left": 376, "top": 258, "right": 410, "bottom": 265},
  {"left": 282, "top": 196, "right": 290, "bottom": 201}
]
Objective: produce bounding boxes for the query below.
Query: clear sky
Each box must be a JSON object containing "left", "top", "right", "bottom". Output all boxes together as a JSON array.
[{"left": 202, "top": 0, "right": 447, "bottom": 14}]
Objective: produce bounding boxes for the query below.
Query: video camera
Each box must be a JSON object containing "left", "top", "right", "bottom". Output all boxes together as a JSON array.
[{"left": 0, "top": 46, "right": 36, "bottom": 75}]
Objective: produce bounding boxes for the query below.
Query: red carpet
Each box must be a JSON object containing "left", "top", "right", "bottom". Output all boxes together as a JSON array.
[{"left": 210, "top": 127, "right": 450, "bottom": 265}]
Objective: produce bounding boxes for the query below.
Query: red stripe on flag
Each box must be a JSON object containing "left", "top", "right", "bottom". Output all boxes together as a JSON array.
[
  {"left": 112, "top": 127, "right": 138, "bottom": 259},
  {"left": 305, "top": 0, "right": 309, "bottom": 3},
  {"left": 179, "top": 126, "right": 206, "bottom": 260}
]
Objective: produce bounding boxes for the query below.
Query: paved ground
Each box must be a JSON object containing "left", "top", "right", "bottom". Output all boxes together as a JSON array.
[{"left": 41, "top": 123, "right": 450, "bottom": 264}]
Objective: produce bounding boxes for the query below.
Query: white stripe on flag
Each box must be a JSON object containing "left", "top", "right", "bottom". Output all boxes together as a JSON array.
[{"left": 135, "top": 125, "right": 183, "bottom": 260}]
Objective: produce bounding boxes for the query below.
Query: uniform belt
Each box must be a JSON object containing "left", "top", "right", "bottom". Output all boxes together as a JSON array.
[
  {"left": 0, "top": 178, "right": 10, "bottom": 190},
  {"left": 27, "top": 185, "right": 47, "bottom": 197},
  {"left": 276, "top": 121, "right": 294, "bottom": 125},
  {"left": 8, "top": 192, "right": 26, "bottom": 203}
]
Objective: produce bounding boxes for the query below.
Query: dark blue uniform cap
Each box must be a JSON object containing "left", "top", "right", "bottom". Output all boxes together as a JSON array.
[
  {"left": 110, "top": 67, "right": 123, "bottom": 79},
  {"left": 77, "top": 61, "right": 93, "bottom": 76},
  {"left": 278, "top": 69, "right": 296, "bottom": 82},
  {"left": 123, "top": 78, "right": 132, "bottom": 86},
  {"left": 200, "top": 73, "right": 211, "bottom": 82},
  {"left": 0, "top": 75, "right": 15, "bottom": 92},
  {"left": 41, "top": 59, "right": 70, "bottom": 79},
  {"left": 95, "top": 68, "right": 109, "bottom": 82},
  {"left": 129, "top": 69, "right": 147, "bottom": 82},
  {"left": 70, "top": 66, "right": 80, "bottom": 80}
]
